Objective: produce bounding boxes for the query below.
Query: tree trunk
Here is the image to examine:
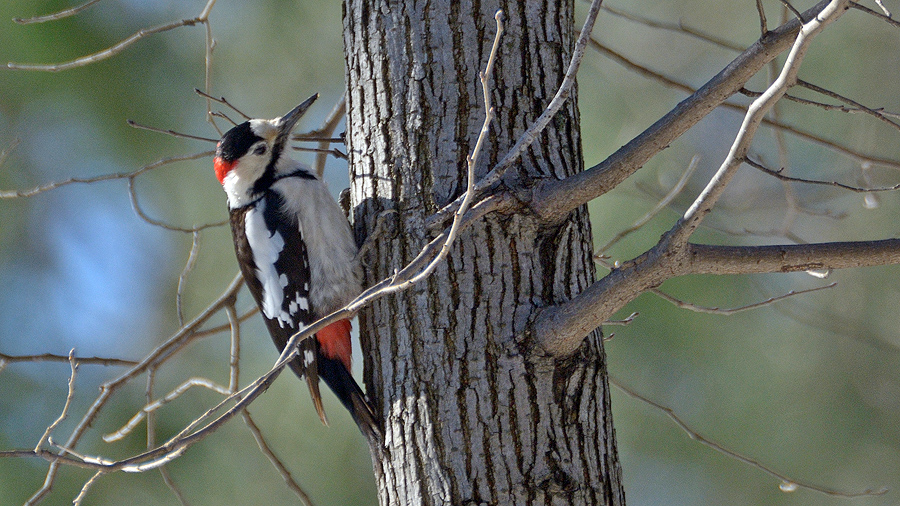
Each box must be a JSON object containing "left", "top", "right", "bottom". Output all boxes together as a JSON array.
[{"left": 343, "top": 1, "right": 625, "bottom": 504}]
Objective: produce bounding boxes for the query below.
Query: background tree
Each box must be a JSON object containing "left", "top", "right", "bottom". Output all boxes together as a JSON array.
[{"left": 0, "top": 1, "right": 898, "bottom": 505}]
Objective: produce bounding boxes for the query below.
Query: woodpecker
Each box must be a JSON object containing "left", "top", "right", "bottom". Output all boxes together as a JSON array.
[{"left": 213, "top": 94, "right": 377, "bottom": 438}]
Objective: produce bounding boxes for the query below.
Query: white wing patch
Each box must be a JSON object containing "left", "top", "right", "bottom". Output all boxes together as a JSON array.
[{"left": 245, "top": 206, "right": 309, "bottom": 328}]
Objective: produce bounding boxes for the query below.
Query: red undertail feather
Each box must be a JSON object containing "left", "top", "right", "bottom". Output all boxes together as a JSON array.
[{"left": 316, "top": 319, "right": 353, "bottom": 372}]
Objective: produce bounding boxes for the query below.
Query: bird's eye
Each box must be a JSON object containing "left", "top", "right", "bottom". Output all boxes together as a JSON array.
[{"left": 253, "top": 144, "right": 267, "bottom": 156}]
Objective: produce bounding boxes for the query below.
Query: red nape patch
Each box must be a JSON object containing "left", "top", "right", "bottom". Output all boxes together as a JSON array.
[
  {"left": 214, "top": 156, "right": 236, "bottom": 184},
  {"left": 316, "top": 319, "right": 353, "bottom": 372}
]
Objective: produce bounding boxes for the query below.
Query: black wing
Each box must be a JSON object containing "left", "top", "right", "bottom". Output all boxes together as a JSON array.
[{"left": 230, "top": 194, "right": 327, "bottom": 423}]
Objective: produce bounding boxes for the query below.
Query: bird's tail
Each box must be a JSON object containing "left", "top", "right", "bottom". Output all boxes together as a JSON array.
[
  {"left": 318, "top": 354, "right": 381, "bottom": 442},
  {"left": 314, "top": 319, "right": 381, "bottom": 442}
]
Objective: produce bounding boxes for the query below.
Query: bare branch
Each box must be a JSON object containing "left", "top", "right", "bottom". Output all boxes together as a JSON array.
[
  {"left": 25, "top": 273, "right": 243, "bottom": 490},
  {"left": 9, "top": 19, "right": 201, "bottom": 72},
  {"left": 652, "top": 283, "right": 837, "bottom": 315},
  {"left": 8, "top": 0, "right": 218, "bottom": 72},
  {"left": 311, "top": 95, "right": 347, "bottom": 179},
  {"left": 688, "top": 240, "right": 900, "bottom": 275},
  {"left": 12, "top": 0, "right": 103, "bottom": 24},
  {"left": 176, "top": 231, "right": 203, "bottom": 326},
  {"left": 745, "top": 157, "right": 900, "bottom": 192},
  {"left": 103, "top": 378, "right": 232, "bottom": 443},
  {"left": 0, "top": 137, "right": 20, "bottom": 169},
  {"left": 0, "top": 352, "right": 136, "bottom": 368},
  {"left": 127, "top": 120, "right": 218, "bottom": 143},
  {"left": 778, "top": 0, "right": 804, "bottom": 21},
  {"left": 34, "top": 351, "right": 78, "bottom": 452},
  {"left": 585, "top": 36, "right": 900, "bottom": 172},
  {"left": 796, "top": 79, "right": 900, "bottom": 131},
  {"left": 850, "top": 1, "right": 900, "bottom": 28},
  {"left": 611, "top": 378, "right": 888, "bottom": 498},
  {"left": 0, "top": 151, "right": 213, "bottom": 199},
  {"left": 663, "top": 0, "right": 849, "bottom": 245},
  {"left": 194, "top": 88, "right": 252, "bottom": 122},
  {"left": 226, "top": 300, "right": 241, "bottom": 393},
  {"left": 598, "top": 155, "right": 699, "bottom": 253},
  {"left": 531, "top": 1, "right": 872, "bottom": 226},
  {"left": 242, "top": 411, "right": 316, "bottom": 506},
  {"left": 142, "top": 367, "right": 190, "bottom": 506},
  {"left": 391, "top": 10, "right": 502, "bottom": 290},
  {"left": 72, "top": 470, "right": 105, "bottom": 506},
  {"left": 534, "top": 0, "right": 855, "bottom": 358},
  {"left": 872, "top": 0, "right": 892, "bottom": 16},
  {"left": 756, "top": 0, "right": 769, "bottom": 35},
  {"left": 603, "top": 312, "right": 638, "bottom": 326},
  {"left": 602, "top": 4, "right": 745, "bottom": 51},
  {"left": 127, "top": 174, "right": 227, "bottom": 232}
]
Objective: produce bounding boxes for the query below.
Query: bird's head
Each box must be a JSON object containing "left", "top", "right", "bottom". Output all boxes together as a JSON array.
[{"left": 213, "top": 93, "right": 318, "bottom": 207}]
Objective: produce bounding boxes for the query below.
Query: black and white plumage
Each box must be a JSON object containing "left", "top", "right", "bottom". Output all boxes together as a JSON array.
[{"left": 213, "top": 94, "right": 377, "bottom": 438}]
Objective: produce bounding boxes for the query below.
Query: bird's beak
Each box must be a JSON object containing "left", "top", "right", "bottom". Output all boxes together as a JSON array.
[{"left": 276, "top": 93, "right": 319, "bottom": 139}]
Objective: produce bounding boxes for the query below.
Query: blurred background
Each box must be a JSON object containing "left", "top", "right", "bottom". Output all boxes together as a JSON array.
[{"left": 0, "top": 0, "right": 898, "bottom": 505}]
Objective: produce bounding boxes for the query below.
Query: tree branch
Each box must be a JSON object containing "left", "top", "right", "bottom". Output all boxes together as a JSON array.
[
  {"left": 534, "top": 0, "right": 856, "bottom": 357},
  {"left": 530, "top": 0, "right": 833, "bottom": 226}
]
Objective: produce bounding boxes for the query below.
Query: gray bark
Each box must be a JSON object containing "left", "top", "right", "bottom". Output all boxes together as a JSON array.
[{"left": 343, "top": 1, "right": 625, "bottom": 504}]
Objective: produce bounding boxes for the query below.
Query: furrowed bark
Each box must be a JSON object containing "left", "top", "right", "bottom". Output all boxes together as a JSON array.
[{"left": 343, "top": 1, "right": 625, "bottom": 504}]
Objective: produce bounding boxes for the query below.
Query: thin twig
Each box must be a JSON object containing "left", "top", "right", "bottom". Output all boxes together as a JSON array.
[
  {"left": 778, "top": 0, "right": 804, "bottom": 20},
  {"left": 9, "top": 0, "right": 218, "bottom": 72},
  {"left": 127, "top": 120, "right": 218, "bottom": 143},
  {"left": 850, "top": 2, "right": 900, "bottom": 27},
  {"left": 13, "top": 0, "right": 103, "bottom": 24},
  {"left": 0, "top": 151, "right": 213, "bottom": 199},
  {"left": 671, "top": 0, "right": 850, "bottom": 246},
  {"left": 585, "top": 37, "right": 900, "bottom": 172},
  {"left": 611, "top": 378, "right": 887, "bottom": 498},
  {"left": 33, "top": 273, "right": 244, "bottom": 485},
  {"left": 311, "top": 95, "right": 347, "bottom": 179},
  {"left": 194, "top": 89, "right": 252, "bottom": 121},
  {"left": 145, "top": 368, "right": 191, "bottom": 506},
  {"left": 34, "top": 351, "right": 78, "bottom": 452},
  {"left": 176, "top": 231, "right": 202, "bottom": 326},
  {"left": 241, "top": 411, "right": 315, "bottom": 506},
  {"left": 226, "top": 300, "right": 241, "bottom": 393},
  {"left": 872, "top": 0, "right": 892, "bottom": 16},
  {"left": 72, "top": 470, "right": 104, "bottom": 506},
  {"left": 603, "top": 312, "right": 638, "bottom": 326},
  {"left": 292, "top": 146, "right": 347, "bottom": 159},
  {"left": 0, "top": 352, "right": 136, "bottom": 367},
  {"left": 0, "top": 137, "right": 20, "bottom": 168},
  {"left": 756, "top": 0, "right": 769, "bottom": 35},
  {"left": 391, "top": 10, "right": 503, "bottom": 291},
  {"left": 598, "top": 156, "right": 699, "bottom": 253},
  {"left": 103, "top": 378, "right": 232, "bottom": 443},
  {"left": 128, "top": 174, "right": 228, "bottom": 232},
  {"left": 745, "top": 157, "right": 900, "bottom": 193},
  {"left": 602, "top": 4, "right": 745, "bottom": 51},
  {"left": 652, "top": 283, "right": 837, "bottom": 314},
  {"left": 796, "top": 79, "right": 900, "bottom": 131},
  {"left": 9, "top": 19, "right": 202, "bottom": 72}
]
